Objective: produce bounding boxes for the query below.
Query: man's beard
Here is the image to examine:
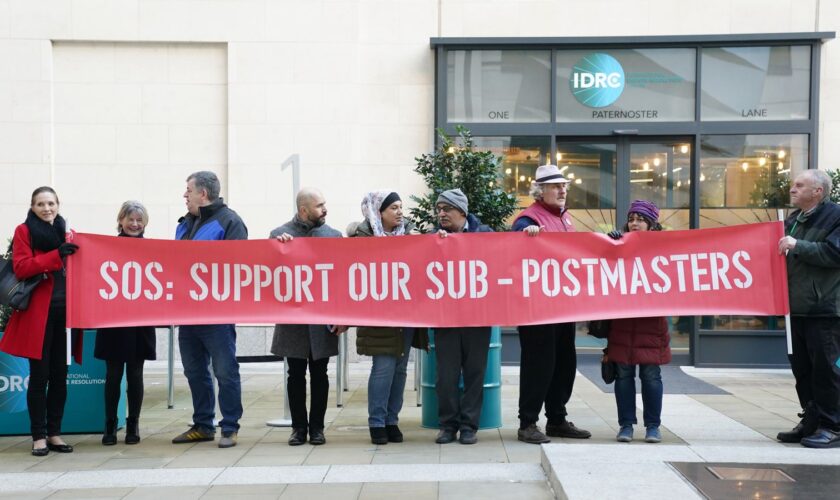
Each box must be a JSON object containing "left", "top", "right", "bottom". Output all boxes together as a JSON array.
[{"left": 310, "top": 216, "right": 325, "bottom": 227}]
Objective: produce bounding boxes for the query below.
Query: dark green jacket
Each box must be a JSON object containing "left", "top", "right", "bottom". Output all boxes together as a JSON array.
[
  {"left": 351, "top": 219, "right": 428, "bottom": 356},
  {"left": 785, "top": 199, "right": 840, "bottom": 316}
]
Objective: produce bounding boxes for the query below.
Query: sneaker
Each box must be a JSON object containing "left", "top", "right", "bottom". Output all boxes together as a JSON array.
[
  {"left": 545, "top": 420, "right": 592, "bottom": 439},
  {"left": 458, "top": 428, "right": 477, "bottom": 445},
  {"left": 218, "top": 431, "right": 238, "bottom": 448},
  {"left": 172, "top": 426, "right": 214, "bottom": 444},
  {"left": 800, "top": 428, "right": 840, "bottom": 449},
  {"left": 369, "top": 427, "right": 388, "bottom": 445},
  {"left": 644, "top": 426, "right": 661, "bottom": 443},
  {"left": 435, "top": 429, "right": 457, "bottom": 444},
  {"left": 616, "top": 425, "right": 633, "bottom": 443},
  {"left": 288, "top": 428, "right": 307, "bottom": 446},
  {"left": 517, "top": 424, "right": 551, "bottom": 444},
  {"left": 385, "top": 424, "right": 403, "bottom": 443}
]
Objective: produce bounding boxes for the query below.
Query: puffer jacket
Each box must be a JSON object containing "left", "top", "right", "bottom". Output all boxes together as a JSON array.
[
  {"left": 785, "top": 199, "right": 840, "bottom": 317},
  {"left": 607, "top": 316, "right": 671, "bottom": 366},
  {"left": 351, "top": 219, "right": 428, "bottom": 356}
]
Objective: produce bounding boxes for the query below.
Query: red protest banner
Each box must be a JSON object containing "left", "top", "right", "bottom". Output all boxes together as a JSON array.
[{"left": 66, "top": 222, "right": 788, "bottom": 329}]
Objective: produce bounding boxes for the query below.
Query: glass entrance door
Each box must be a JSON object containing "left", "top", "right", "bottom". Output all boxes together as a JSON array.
[
  {"left": 557, "top": 137, "right": 693, "bottom": 230},
  {"left": 557, "top": 137, "right": 693, "bottom": 349}
]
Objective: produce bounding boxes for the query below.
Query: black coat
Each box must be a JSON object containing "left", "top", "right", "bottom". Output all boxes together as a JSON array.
[
  {"left": 93, "top": 232, "right": 157, "bottom": 362},
  {"left": 94, "top": 325, "right": 156, "bottom": 362}
]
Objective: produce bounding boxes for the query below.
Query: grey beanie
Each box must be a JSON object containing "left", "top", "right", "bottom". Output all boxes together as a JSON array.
[{"left": 437, "top": 188, "right": 469, "bottom": 215}]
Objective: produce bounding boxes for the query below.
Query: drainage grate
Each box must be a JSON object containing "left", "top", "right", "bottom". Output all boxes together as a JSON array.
[{"left": 707, "top": 466, "right": 795, "bottom": 482}]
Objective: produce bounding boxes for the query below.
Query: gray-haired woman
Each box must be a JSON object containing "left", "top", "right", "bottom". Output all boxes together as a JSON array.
[
  {"left": 350, "top": 191, "right": 428, "bottom": 445},
  {"left": 94, "top": 201, "right": 156, "bottom": 445}
]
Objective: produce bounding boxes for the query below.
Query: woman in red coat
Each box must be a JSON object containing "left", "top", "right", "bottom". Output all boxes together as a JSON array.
[
  {"left": 0, "top": 186, "right": 80, "bottom": 456},
  {"left": 606, "top": 200, "right": 671, "bottom": 444}
]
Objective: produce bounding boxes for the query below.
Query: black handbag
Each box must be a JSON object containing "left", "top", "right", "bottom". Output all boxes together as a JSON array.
[
  {"left": 0, "top": 251, "right": 46, "bottom": 311},
  {"left": 587, "top": 319, "right": 612, "bottom": 339},
  {"left": 601, "top": 351, "right": 617, "bottom": 384}
]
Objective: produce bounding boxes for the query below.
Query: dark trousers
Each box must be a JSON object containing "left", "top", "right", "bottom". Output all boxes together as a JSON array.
[
  {"left": 287, "top": 356, "right": 329, "bottom": 430},
  {"left": 790, "top": 317, "right": 840, "bottom": 429},
  {"left": 104, "top": 360, "right": 145, "bottom": 420},
  {"left": 28, "top": 307, "right": 68, "bottom": 440},
  {"left": 517, "top": 322, "right": 577, "bottom": 427},
  {"left": 435, "top": 327, "right": 491, "bottom": 432}
]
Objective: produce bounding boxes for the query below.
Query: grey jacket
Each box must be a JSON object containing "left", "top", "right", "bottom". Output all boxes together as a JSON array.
[{"left": 269, "top": 215, "right": 343, "bottom": 360}]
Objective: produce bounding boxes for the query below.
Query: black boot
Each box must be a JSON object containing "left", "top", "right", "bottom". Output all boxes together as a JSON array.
[
  {"left": 125, "top": 417, "right": 140, "bottom": 445},
  {"left": 778, "top": 402, "right": 818, "bottom": 443},
  {"left": 102, "top": 418, "right": 117, "bottom": 446}
]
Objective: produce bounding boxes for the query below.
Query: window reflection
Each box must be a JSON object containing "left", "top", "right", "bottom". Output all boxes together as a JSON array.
[
  {"left": 629, "top": 142, "right": 691, "bottom": 230},
  {"left": 447, "top": 50, "right": 551, "bottom": 123},
  {"left": 556, "top": 143, "right": 616, "bottom": 233},
  {"left": 701, "top": 46, "right": 810, "bottom": 121},
  {"left": 700, "top": 134, "right": 807, "bottom": 227},
  {"left": 471, "top": 136, "right": 550, "bottom": 215},
  {"left": 699, "top": 134, "right": 808, "bottom": 332}
]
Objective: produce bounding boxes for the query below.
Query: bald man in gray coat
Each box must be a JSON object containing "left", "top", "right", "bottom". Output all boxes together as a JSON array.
[{"left": 270, "top": 188, "right": 345, "bottom": 446}]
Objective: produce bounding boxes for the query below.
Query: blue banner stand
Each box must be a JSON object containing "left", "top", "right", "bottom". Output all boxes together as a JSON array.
[{"left": 0, "top": 330, "right": 125, "bottom": 435}]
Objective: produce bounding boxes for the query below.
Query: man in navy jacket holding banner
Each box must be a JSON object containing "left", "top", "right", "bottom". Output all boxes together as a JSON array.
[{"left": 171, "top": 171, "right": 247, "bottom": 449}]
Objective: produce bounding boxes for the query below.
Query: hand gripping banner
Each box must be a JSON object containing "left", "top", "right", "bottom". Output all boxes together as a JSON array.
[{"left": 66, "top": 222, "right": 789, "bottom": 329}]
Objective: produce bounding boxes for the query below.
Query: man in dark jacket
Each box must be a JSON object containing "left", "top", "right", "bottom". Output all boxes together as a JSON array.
[
  {"left": 172, "top": 171, "right": 247, "bottom": 449},
  {"left": 433, "top": 188, "right": 493, "bottom": 445},
  {"left": 270, "top": 187, "right": 345, "bottom": 446},
  {"left": 777, "top": 169, "right": 840, "bottom": 448},
  {"left": 512, "top": 165, "right": 590, "bottom": 444}
]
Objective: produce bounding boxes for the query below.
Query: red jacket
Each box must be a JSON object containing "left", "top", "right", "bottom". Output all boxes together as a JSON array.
[
  {"left": 0, "top": 223, "right": 83, "bottom": 362},
  {"left": 607, "top": 316, "right": 671, "bottom": 366}
]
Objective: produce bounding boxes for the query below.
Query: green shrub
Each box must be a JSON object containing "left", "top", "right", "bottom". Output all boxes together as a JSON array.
[{"left": 410, "top": 126, "right": 518, "bottom": 232}]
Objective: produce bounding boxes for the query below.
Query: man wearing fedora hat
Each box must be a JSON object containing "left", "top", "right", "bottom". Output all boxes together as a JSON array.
[{"left": 511, "top": 164, "right": 591, "bottom": 444}]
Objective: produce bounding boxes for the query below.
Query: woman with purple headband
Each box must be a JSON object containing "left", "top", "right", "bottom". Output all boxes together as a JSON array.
[{"left": 606, "top": 200, "right": 672, "bottom": 444}]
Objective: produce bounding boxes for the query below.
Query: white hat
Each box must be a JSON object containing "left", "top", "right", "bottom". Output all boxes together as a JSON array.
[{"left": 534, "top": 164, "right": 570, "bottom": 184}]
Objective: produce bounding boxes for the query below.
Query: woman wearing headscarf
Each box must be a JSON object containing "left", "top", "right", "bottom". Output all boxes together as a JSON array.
[
  {"left": 94, "top": 201, "right": 156, "bottom": 445},
  {"left": 350, "top": 191, "right": 428, "bottom": 445},
  {"left": 0, "top": 186, "right": 81, "bottom": 456},
  {"left": 606, "top": 200, "right": 671, "bottom": 443}
]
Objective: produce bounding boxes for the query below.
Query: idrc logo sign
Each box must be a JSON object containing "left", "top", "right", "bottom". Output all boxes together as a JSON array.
[
  {"left": 570, "top": 53, "right": 625, "bottom": 108},
  {"left": 0, "top": 356, "right": 30, "bottom": 414}
]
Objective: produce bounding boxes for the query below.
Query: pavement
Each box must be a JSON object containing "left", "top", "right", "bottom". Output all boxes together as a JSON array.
[{"left": 0, "top": 357, "right": 834, "bottom": 499}]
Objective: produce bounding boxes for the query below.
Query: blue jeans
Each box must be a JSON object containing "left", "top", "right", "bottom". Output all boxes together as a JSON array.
[
  {"left": 368, "top": 329, "right": 413, "bottom": 427},
  {"left": 179, "top": 324, "right": 243, "bottom": 434},
  {"left": 614, "top": 363, "right": 663, "bottom": 428}
]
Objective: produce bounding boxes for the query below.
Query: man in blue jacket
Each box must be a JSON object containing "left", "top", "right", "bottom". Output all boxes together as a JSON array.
[
  {"left": 172, "top": 171, "right": 248, "bottom": 449},
  {"left": 433, "top": 188, "right": 493, "bottom": 445}
]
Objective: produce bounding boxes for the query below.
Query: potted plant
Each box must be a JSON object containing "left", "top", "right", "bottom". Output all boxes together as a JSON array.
[{"left": 410, "top": 126, "right": 518, "bottom": 231}]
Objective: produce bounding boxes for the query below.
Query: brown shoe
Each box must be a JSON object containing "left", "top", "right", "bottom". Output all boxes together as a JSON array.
[
  {"left": 517, "top": 424, "right": 551, "bottom": 444},
  {"left": 545, "top": 420, "right": 591, "bottom": 439}
]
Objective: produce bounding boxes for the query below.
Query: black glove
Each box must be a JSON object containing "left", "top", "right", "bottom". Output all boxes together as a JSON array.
[
  {"left": 58, "top": 242, "right": 79, "bottom": 257},
  {"left": 607, "top": 230, "right": 623, "bottom": 240}
]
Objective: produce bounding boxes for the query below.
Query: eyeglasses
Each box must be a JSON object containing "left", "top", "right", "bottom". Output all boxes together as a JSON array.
[{"left": 436, "top": 205, "right": 457, "bottom": 214}]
